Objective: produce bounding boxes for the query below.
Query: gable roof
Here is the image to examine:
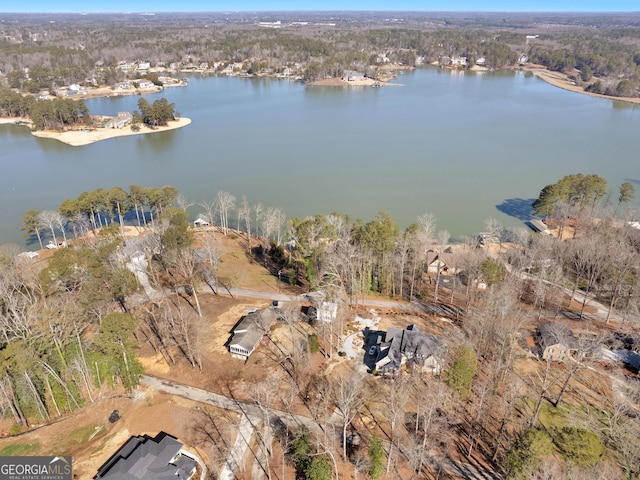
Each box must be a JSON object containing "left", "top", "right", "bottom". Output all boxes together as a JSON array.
[
  {"left": 229, "top": 308, "right": 277, "bottom": 355},
  {"left": 537, "top": 322, "right": 578, "bottom": 350},
  {"left": 95, "top": 432, "right": 195, "bottom": 480},
  {"left": 375, "top": 326, "right": 445, "bottom": 374}
]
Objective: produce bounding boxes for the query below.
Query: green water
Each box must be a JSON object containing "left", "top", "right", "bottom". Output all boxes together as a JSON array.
[{"left": 2, "top": 67, "right": 639, "bottom": 247}]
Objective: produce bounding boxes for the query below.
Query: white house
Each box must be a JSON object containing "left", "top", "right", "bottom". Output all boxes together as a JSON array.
[
  {"left": 317, "top": 302, "right": 338, "bottom": 323},
  {"left": 136, "top": 80, "right": 155, "bottom": 89},
  {"left": 193, "top": 216, "right": 210, "bottom": 227},
  {"left": 342, "top": 71, "right": 365, "bottom": 82}
]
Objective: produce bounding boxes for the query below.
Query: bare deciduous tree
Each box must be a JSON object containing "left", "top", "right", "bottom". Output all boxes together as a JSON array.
[
  {"left": 216, "top": 190, "right": 236, "bottom": 235},
  {"left": 332, "top": 367, "right": 366, "bottom": 460}
]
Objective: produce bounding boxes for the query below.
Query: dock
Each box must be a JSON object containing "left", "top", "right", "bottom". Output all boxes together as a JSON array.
[{"left": 527, "top": 218, "right": 551, "bottom": 235}]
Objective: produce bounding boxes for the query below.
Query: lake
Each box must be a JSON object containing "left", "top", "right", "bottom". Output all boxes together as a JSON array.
[{"left": 2, "top": 67, "right": 639, "bottom": 248}]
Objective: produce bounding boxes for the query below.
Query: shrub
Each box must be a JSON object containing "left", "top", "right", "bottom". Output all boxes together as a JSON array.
[
  {"left": 506, "top": 429, "right": 553, "bottom": 479},
  {"left": 445, "top": 346, "right": 478, "bottom": 399},
  {"left": 368, "top": 436, "right": 386, "bottom": 479},
  {"left": 309, "top": 334, "right": 320, "bottom": 354},
  {"left": 306, "top": 455, "right": 332, "bottom": 480},
  {"left": 556, "top": 426, "right": 604, "bottom": 466}
]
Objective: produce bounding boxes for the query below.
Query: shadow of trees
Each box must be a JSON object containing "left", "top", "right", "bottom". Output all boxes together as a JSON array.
[{"left": 496, "top": 198, "right": 535, "bottom": 221}]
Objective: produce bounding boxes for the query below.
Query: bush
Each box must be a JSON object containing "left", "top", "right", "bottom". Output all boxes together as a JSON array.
[
  {"left": 480, "top": 259, "right": 505, "bottom": 286},
  {"left": 368, "top": 436, "right": 386, "bottom": 479},
  {"left": 9, "top": 424, "right": 22, "bottom": 435},
  {"left": 506, "top": 429, "right": 553, "bottom": 479},
  {"left": 306, "top": 455, "right": 332, "bottom": 480},
  {"left": 445, "top": 346, "right": 477, "bottom": 399},
  {"left": 556, "top": 427, "right": 604, "bottom": 466},
  {"left": 309, "top": 334, "right": 320, "bottom": 354}
]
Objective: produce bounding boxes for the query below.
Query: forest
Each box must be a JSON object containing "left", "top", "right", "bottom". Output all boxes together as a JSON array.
[
  {"left": 0, "top": 11, "right": 639, "bottom": 97},
  {"left": 0, "top": 87, "right": 176, "bottom": 130},
  {"left": 1, "top": 174, "right": 640, "bottom": 478}
]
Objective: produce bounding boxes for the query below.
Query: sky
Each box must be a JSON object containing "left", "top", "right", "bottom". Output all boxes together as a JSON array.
[{"left": 1, "top": 0, "right": 639, "bottom": 14}]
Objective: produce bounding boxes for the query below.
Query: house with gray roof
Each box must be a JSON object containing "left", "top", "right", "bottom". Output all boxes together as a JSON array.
[
  {"left": 535, "top": 322, "right": 578, "bottom": 362},
  {"left": 228, "top": 308, "right": 278, "bottom": 358},
  {"left": 95, "top": 432, "right": 196, "bottom": 480},
  {"left": 426, "top": 248, "right": 458, "bottom": 274},
  {"left": 373, "top": 325, "right": 445, "bottom": 375}
]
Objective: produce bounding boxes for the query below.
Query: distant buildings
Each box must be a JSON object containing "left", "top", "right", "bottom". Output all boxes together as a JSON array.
[
  {"left": 342, "top": 71, "right": 366, "bottom": 82},
  {"left": 439, "top": 56, "right": 467, "bottom": 67},
  {"left": 136, "top": 80, "right": 155, "bottom": 89},
  {"left": 193, "top": 216, "right": 210, "bottom": 227}
]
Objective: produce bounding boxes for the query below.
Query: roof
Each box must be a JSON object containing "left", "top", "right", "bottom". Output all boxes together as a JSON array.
[
  {"left": 95, "top": 432, "right": 196, "bottom": 480},
  {"left": 318, "top": 301, "right": 337, "bottom": 322},
  {"left": 537, "top": 322, "right": 578, "bottom": 350},
  {"left": 426, "top": 250, "right": 455, "bottom": 269},
  {"left": 375, "top": 326, "right": 445, "bottom": 374},
  {"left": 229, "top": 308, "right": 277, "bottom": 354}
]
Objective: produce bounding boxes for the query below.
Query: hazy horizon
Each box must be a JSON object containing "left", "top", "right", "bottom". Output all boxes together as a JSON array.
[{"left": 1, "top": 0, "right": 639, "bottom": 14}]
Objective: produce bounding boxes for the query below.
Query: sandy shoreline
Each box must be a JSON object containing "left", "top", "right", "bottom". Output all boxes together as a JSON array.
[
  {"left": 0, "top": 117, "right": 192, "bottom": 146},
  {"left": 523, "top": 64, "right": 640, "bottom": 105},
  {"left": 307, "top": 77, "right": 404, "bottom": 87}
]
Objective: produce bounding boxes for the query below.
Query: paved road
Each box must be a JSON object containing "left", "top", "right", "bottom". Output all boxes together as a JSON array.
[
  {"left": 142, "top": 375, "right": 502, "bottom": 480},
  {"left": 141, "top": 375, "right": 327, "bottom": 431},
  {"left": 220, "top": 286, "right": 465, "bottom": 320}
]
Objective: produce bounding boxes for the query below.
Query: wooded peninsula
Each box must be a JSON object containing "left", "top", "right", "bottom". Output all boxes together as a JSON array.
[{"left": 2, "top": 9, "right": 640, "bottom": 480}]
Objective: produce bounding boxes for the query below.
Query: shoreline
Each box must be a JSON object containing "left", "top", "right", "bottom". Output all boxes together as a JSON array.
[
  {"left": 306, "top": 77, "right": 404, "bottom": 87},
  {"left": 523, "top": 64, "right": 640, "bottom": 105},
  {"left": 0, "top": 116, "right": 192, "bottom": 146}
]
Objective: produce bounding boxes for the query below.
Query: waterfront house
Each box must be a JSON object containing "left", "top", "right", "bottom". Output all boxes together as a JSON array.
[
  {"left": 342, "top": 70, "right": 365, "bottom": 82},
  {"left": 95, "top": 432, "right": 197, "bottom": 480},
  {"left": 193, "top": 216, "right": 210, "bottom": 227},
  {"left": 136, "top": 80, "right": 155, "bottom": 89},
  {"left": 114, "top": 81, "right": 134, "bottom": 90},
  {"left": 426, "top": 249, "right": 457, "bottom": 274},
  {"left": 105, "top": 112, "right": 133, "bottom": 129}
]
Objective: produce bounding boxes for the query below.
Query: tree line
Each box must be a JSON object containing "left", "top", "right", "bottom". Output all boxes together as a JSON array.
[
  {"left": 0, "top": 88, "right": 89, "bottom": 130},
  {"left": 1, "top": 12, "right": 638, "bottom": 97},
  {"left": 0, "top": 87, "right": 177, "bottom": 130}
]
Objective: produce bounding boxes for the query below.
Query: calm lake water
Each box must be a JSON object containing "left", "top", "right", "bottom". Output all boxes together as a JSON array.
[{"left": 2, "top": 67, "right": 639, "bottom": 247}]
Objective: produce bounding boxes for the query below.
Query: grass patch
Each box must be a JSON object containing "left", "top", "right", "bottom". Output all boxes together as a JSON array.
[
  {"left": 0, "top": 442, "right": 41, "bottom": 456},
  {"left": 519, "top": 397, "right": 589, "bottom": 431},
  {"left": 538, "top": 402, "right": 574, "bottom": 429},
  {"left": 55, "top": 424, "right": 105, "bottom": 454}
]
